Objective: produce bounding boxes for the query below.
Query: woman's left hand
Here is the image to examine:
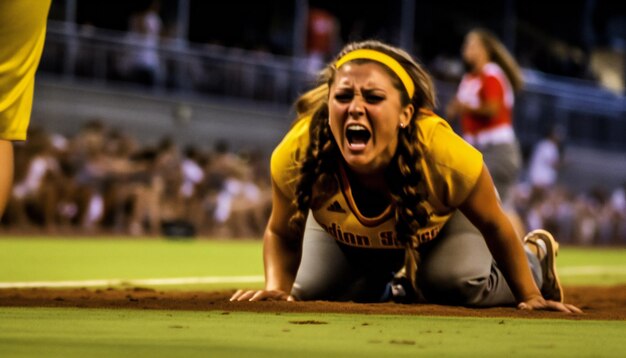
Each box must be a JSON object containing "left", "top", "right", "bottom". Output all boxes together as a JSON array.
[
  {"left": 517, "top": 296, "right": 583, "bottom": 313},
  {"left": 229, "top": 289, "right": 294, "bottom": 302}
]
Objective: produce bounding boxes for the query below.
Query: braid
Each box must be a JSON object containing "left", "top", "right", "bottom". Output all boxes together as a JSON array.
[
  {"left": 289, "top": 108, "right": 339, "bottom": 234},
  {"left": 386, "top": 116, "right": 429, "bottom": 295},
  {"left": 387, "top": 120, "right": 429, "bottom": 245}
]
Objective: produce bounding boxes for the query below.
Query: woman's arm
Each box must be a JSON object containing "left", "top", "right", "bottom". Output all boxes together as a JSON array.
[
  {"left": 459, "top": 99, "right": 500, "bottom": 118},
  {"left": 459, "top": 164, "right": 580, "bottom": 312},
  {"left": 230, "top": 179, "right": 302, "bottom": 301},
  {"left": 445, "top": 98, "right": 499, "bottom": 124}
]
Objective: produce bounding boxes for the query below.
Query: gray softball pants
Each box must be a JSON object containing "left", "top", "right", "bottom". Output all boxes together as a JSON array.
[
  {"left": 479, "top": 141, "right": 522, "bottom": 204},
  {"left": 291, "top": 211, "right": 542, "bottom": 306}
]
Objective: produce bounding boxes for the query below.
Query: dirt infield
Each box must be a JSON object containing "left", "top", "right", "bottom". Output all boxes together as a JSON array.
[{"left": 1, "top": 285, "right": 625, "bottom": 320}]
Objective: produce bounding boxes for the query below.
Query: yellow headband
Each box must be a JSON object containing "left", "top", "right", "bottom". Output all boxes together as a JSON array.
[{"left": 335, "top": 49, "right": 415, "bottom": 98}]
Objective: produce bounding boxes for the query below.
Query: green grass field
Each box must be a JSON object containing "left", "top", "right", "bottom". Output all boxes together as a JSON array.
[{"left": 1, "top": 237, "right": 625, "bottom": 357}]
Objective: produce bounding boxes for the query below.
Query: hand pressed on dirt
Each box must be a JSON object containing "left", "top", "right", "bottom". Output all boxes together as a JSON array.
[
  {"left": 518, "top": 296, "right": 583, "bottom": 313},
  {"left": 230, "top": 289, "right": 294, "bottom": 302}
]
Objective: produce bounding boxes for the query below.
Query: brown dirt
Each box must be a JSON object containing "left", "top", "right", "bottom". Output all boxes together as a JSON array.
[{"left": 1, "top": 285, "right": 625, "bottom": 320}]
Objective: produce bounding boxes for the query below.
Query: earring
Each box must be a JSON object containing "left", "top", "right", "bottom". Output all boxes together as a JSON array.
[{"left": 400, "top": 123, "right": 405, "bottom": 128}]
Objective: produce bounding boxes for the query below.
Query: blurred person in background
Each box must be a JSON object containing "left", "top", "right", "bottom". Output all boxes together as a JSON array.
[
  {"left": 126, "top": 136, "right": 181, "bottom": 236},
  {"left": 574, "top": 190, "right": 605, "bottom": 245},
  {"left": 69, "top": 120, "right": 113, "bottom": 231},
  {"left": 446, "top": 28, "right": 524, "bottom": 205},
  {"left": 0, "top": 1, "right": 51, "bottom": 219},
  {"left": 527, "top": 125, "right": 564, "bottom": 196},
  {"left": 179, "top": 145, "right": 206, "bottom": 229},
  {"left": 206, "top": 141, "right": 264, "bottom": 238},
  {"left": 596, "top": 187, "right": 622, "bottom": 245},
  {"left": 231, "top": 39, "right": 579, "bottom": 313},
  {"left": 522, "top": 126, "right": 565, "bottom": 236},
  {"left": 6, "top": 128, "right": 62, "bottom": 232},
  {"left": 608, "top": 183, "right": 626, "bottom": 243},
  {"left": 305, "top": 7, "right": 341, "bottom": 77},
  {"left": 121, "top": 0, "right": 164, "bottom": 86}
]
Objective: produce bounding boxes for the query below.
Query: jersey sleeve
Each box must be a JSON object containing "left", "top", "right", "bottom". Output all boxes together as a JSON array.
[
  {"left": 270, "top": 117, "right": 311, "bottom": 200},
  {"left": 422, "top": 120, "right": 484, "bottom": 209}
]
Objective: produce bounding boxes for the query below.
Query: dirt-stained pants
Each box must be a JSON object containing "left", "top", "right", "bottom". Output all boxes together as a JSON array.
[{"left": 291, "top": 211, "right": 542, "bottom": 306}]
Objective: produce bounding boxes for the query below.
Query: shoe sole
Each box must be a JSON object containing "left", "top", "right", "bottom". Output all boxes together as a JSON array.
[{"left": 524, "top": 229, "right": 564, "bottom": 303}]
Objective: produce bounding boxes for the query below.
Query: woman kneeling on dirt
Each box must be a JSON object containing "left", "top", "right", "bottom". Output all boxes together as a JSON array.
[{"left": 231, "top": 40, "right": 580, "bottom": 313}]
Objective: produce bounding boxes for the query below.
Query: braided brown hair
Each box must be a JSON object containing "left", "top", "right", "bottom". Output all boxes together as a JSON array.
[
  {"left": 288, "top": 103, "right": 340, "bottom": 233},
  {"left": 289, "top": 40, "right": 436, "bottom": 292}
]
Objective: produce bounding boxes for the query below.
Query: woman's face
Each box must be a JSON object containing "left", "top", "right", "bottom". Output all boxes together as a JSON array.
[
  {"left": 328, "top": 62, "right": 413, "bottom": 175},
  {"left": 461, "top": 32, "right": 486, "bottom": 71}
]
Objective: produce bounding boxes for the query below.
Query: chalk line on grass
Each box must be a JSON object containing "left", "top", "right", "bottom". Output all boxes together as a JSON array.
[
  {"left": 0, "top": 275, "right": 264, "bottom": 289},
  {"left": 2, "top": 266, "right": 626, "bottom": 289},
  {"left": 559, "top": 266, "right": 626, "bottom": 276}
]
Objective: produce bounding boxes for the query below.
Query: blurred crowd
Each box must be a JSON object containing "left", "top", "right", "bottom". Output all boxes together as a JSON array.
[
  {"left": 511, "top": 127, "right": 625, "bottom": 245},
  {"left": 511, "top": 183, "right": 625, "bottom": 246},
  {"left": 1, "top": 118, "right": 624, "bottom": 245},
  {"left": 1, "top": 120, "right": 271, "bottom": 238}
]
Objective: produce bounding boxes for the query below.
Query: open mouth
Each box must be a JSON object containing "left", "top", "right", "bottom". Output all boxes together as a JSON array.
[{"left": 345, "top": 124, "right": 371, "bottom": 150}]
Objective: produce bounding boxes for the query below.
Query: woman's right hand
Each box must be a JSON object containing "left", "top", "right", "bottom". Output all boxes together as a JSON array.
[
  {"left": 445, "top": 98, "right": 470, "bottom": 120},
  {"left": 229, "top": 289, "right": 294, "bottom": 302}
]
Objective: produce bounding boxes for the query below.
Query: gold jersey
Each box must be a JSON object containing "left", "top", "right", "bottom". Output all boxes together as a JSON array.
[
  {"left": 0, "top": 0, "right": 51, "bottom": 140},
  {"left": 271, "top": 111, "right": 483, "bottom": 249}
]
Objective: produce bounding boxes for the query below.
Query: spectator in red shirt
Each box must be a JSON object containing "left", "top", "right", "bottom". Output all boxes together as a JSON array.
[
  {"left": 446, "top": 28, "right": 524, "bottom": 205},
  {"left": 305, "top": 8, "right": 340, "bottom": 75}
]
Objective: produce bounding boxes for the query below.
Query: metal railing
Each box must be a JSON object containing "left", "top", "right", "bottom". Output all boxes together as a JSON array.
[
  {"left": 516, "top": 70, "right": 625, "bottom": 150},
  {"left": 41, "top": 20, "right": 315, "bottom": 103}
]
